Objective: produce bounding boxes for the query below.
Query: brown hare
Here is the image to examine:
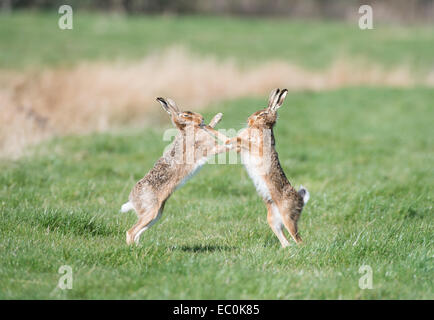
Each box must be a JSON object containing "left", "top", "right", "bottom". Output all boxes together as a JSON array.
[
  {"left": 225, "top": 88, "right": 309, "bottom": 247},
  {"left": 121, "top": 97, "right": 230, "bottom": 245}
]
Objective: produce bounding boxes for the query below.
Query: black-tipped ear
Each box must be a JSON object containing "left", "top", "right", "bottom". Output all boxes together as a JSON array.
[
  {"left": 268, "top": 88, "right": 280, "bottom": 109},
  {"left": 273, "top": 89, "right": 288, "bottom": 111},
  {"left": 156, "top": 97, "right": 171, "bottom": 115}
]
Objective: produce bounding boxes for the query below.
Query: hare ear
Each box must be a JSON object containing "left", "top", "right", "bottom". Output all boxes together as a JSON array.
[
  {"left": 156, "top": 97, "right": 171, "bottom": 115},
  {"left": 272, "top": 89, "right": 288, "bottom": 111},
  {"left": 166, "top": 98, "right": 180, "bottom": 113},
  {"left": 267, "top": 88, "right": 280, "bottom": 109}
]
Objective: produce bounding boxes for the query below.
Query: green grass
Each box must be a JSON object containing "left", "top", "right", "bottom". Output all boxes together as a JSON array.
[
  {"left": 0, "top": 87, "right": 432, "bottom": 299},
  {"left": 1, "top": 11, "right": 434, "bottom": 70}
]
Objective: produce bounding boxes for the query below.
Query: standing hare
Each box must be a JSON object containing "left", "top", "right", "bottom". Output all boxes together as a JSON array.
[
  {"left": 226, "top": 88, "right": 310, "bottom": 247},
  {"left": 121, "top": 97, "right": 229, "bottom": 245}
]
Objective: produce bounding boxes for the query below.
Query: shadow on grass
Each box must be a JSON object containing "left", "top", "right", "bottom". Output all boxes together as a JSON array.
[{"left": 177, "top": 244, "right": 236, "bottom": 253}]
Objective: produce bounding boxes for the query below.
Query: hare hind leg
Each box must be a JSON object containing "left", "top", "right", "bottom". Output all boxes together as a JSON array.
[
  {"left": 267, "top": 203, "right": 290, "bottom": 248},
  {"left": 126, "top": 203, "right": 164, "bottom": 245}
]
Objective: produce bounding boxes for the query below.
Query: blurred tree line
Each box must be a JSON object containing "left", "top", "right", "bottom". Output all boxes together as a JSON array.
[{"left": 2, "top": 0, "right": 433, "bottom": 23}]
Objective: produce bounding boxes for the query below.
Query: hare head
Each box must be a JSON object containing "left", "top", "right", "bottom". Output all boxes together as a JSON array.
[
  {"left": 247, "top": 88, "right": 288, "bottom": 128},
  {"left": 157, "top": 97, "right": 205, "bottom": 130}
]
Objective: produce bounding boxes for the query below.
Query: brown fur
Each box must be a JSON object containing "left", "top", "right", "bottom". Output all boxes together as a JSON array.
[
  {"left": 226, "top": 88, "right": 308, "bottom": 247},
  {"left": 125, "top": 98, "right": 229, "bottom": 245}
]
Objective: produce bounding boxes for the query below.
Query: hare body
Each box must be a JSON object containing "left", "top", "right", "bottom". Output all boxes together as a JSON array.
[
  {"left": 227, "top": 89, "right": 309, "bottom": 247},
  {"left": 122, "top": 98, "right": 229, "bottom": 245}
]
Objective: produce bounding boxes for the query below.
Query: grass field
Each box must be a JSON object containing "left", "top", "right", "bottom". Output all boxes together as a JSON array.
[
  {"left": 0, "top": 11, "right": 433, "bottom": 299},
  {"left": 1, "top": 87, "right": 433, "bottom": 299}
]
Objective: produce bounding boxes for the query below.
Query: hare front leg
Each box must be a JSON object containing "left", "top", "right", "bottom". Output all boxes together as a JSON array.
[
  {"left": 126, "top": 203, "right": 164, "bottom": 245},
  {"left": 209, "top": 144, "right": 232, "bottom": 156},
  {"left": 203, "top": 125, "right": 231, "bottom": 144},
  {"left": 225, "top": 136, "right": 247, "bottom": 153},
  {"left": 208, "top": 113, "right": 223, "bottom": 128},
  {"left": 203, "top": 126, "right": 233, "bottom": 155},
  {"left": 266, "top": 203, "right": 290, "bottom": 248}
]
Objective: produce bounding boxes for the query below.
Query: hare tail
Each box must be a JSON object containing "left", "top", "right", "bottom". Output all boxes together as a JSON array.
[
  {"left": 120, "top": 201, "right": 134, "bottom": 213},
  {"left": 298, "top": 185, "right": 310, "bottom": 205}
]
